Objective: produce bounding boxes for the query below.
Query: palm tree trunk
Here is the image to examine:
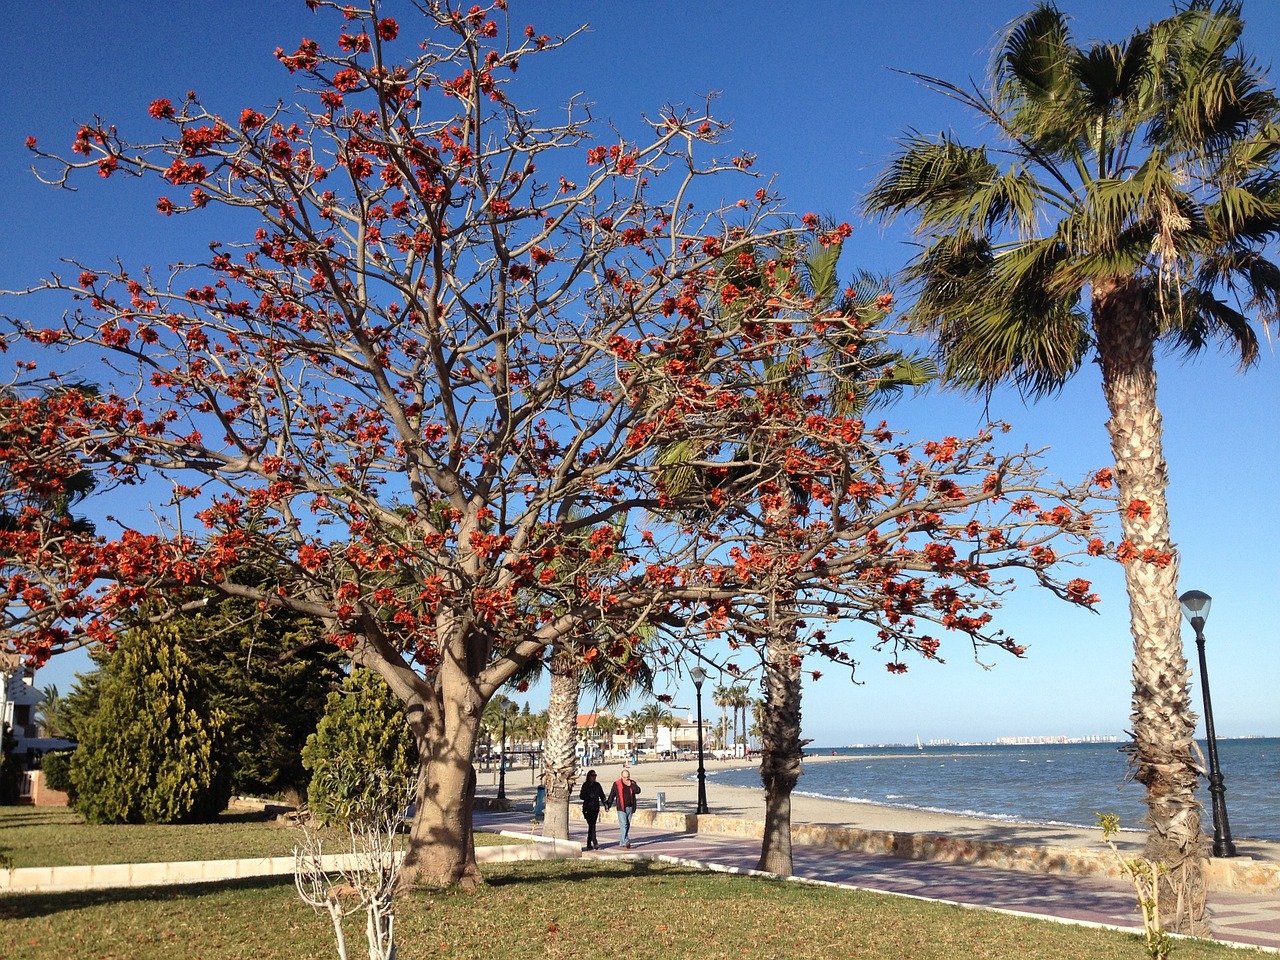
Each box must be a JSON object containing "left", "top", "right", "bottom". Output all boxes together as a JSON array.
[
  {"left": 541, "top": 654, "right": 582, "bottom": 840},
  {"left": 1093, "top": 277, "right": 1206, "bottom": 936},
  {"left": 757, "top": 624, "right": 804, "bottom": 875}
]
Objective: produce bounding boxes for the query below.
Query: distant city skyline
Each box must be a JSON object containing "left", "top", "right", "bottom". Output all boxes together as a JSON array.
[{"left": 4, "top": 0, "right": 1277, "bottom": 747}]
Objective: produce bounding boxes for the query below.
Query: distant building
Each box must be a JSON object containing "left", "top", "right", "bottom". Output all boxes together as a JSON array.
[
  {"left": 1, "top": 656, "right": 75, "bottom": 764},
  {"left": 995, "top": 734, "right": 1120, "bottom": 745},
  {"left": 575, "top": 710, "right": 712, "bottom": 760}
]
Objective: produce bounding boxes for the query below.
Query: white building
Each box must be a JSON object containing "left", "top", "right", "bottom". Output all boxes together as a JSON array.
[{"left": 1, "top": 656, "right": 73, "bottom": 763}]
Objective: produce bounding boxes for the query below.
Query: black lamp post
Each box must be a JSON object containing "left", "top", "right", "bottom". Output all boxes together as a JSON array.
[
  {"left": 497, "top": 707, "right": 508, "bottom": 801},
  {"left": 1179, "top": 589, "right": 1236, "bottom": 857},
  {"left": 689, "top": 665, "right": 710, "bottom": 814}
]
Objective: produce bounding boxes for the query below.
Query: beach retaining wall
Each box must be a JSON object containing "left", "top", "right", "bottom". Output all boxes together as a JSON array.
[{"left": 566, "top": 805, "right": 1277, "bottom": 894}]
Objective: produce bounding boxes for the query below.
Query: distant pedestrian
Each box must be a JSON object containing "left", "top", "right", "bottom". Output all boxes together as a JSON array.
[
  {"left": 606, "top": 768, "right": 642, "bottom": 848},
  {"left": 579, "top": 769, "right": 606, "bottom": 850}
]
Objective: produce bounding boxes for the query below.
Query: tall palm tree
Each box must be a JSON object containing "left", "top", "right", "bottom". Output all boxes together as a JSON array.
[
  {"left": 712, "top": 684, "right": 732, "bottom": 751},
  {"left": 865, "top": 2, "right": 1280, "bottom": 934},
  {"left": 729, "top": 684, "right": 752, "bottom": 753},
  {"left": 537, "top": 646, "right": 653, "bottom": 839},
  {"left": 623, "top": 710, "right": 648, "bottom": 755},
  {"left": 35, "top": 684, "right": 65, "bottom": 738},
  {"left": 594, "top": 713, "right": 621, "bottom": 756},
  {"left": 636, "top": 702, "right": 673, "bottom": 755}
]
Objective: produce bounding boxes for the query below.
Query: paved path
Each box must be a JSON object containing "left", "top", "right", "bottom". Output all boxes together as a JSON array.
[{"left": 474, "top": 810, "right": 1280, "bottom": 952}]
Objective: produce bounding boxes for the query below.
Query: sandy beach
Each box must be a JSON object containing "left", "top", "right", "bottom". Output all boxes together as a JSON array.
[{"left": 483, "top": 753, "right": 1280, "bottom": 862}]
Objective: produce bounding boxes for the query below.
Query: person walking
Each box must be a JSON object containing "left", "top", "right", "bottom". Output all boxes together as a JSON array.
[
  {"left": 579, "top": 769, "right": 607, "bottom": 850},
  {"left": 605, "top": 768, "right": 641, "bottom": 849}
]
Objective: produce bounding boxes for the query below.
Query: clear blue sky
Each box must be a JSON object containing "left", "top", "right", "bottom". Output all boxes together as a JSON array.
[{"left": 4, "top": 1, "right": 1276, "bottom": 746}]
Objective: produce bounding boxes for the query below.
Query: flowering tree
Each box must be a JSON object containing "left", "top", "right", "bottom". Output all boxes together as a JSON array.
[
  {"left": 0, "top": 0, "right": 819, "bottom": 888},
  {"left": 641, "top": 238, "right": 1113, "bottom": 875},
  {"left": 0, "top": 0, "right": 1115, "bottom": 890}
]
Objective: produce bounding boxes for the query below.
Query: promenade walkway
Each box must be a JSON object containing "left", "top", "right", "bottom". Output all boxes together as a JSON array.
[{"left": 474, "top": 808, "right": 1280, "bottom": 953}]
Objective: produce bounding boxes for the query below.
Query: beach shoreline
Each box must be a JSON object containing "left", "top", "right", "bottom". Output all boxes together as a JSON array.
[{"left": 484, "top": 753, "right": 1280, "bottom": 862}]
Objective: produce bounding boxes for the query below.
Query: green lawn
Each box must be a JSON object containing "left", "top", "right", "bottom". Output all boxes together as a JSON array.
[
  {"left": 1, "top": 858, "right": 1263, "bottom": 960},
  {"left": 1, "top": 807, "right": 1263, "bottom": 960},
  {"left": 0, "top": 806, "right": 510, "bottom": 868}
]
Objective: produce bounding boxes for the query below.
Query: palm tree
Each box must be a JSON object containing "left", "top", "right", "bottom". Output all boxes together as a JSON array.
[
  {"left": 594, "top": 713, "right": 621, "bottom": 756},
  {"left": 712, "top": 684, "right": 732, "bottom": 752},
  {"left": 636, "top": 702, "right": 672, "bottom": 755},
  {"left": 865, "top": 3, "right": 1280, "bottom": 934},
  {"left": 623, "top": 710, "right": 648, "bottom": 756},
  {"left": 729, "top": 684, "right": 753, "bottom": 753},
  {"left": 35, "top": 684, "right": 65, "bottom": 738},
  {"left": 537, "top": 646, "right": 653, "bottom": 840}
]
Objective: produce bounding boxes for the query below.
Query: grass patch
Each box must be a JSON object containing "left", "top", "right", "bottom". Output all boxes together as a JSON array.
[
  {"left": 0, "top": 806, "right": 511, "bottom": 868},
  {"left": 0, "top": 858, "right": 1263, "bottom": 960}
]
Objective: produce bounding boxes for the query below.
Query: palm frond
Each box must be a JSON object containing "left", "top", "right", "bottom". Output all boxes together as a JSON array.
[{"left": 865, "top": 135, "right": 1001, "bottom": 230}]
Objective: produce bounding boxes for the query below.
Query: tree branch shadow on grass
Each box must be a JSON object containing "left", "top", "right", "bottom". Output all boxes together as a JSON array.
[
  {"left": 0, "top": 875, "right": 294, "bottom": 921},
  {"left": 0, "top": 809, "right": 78, "bottom": 830},
  {"left": 483, "top": 859, "right": 701, "bottom": 889}
]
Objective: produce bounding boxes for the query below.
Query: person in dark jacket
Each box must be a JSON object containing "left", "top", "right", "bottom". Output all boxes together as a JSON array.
[
  {"left": 578, "top": 769, "right": 607, "bottom": 850},
  {"left": 605, "top": 767, "right": 641, "bottom": 848}
]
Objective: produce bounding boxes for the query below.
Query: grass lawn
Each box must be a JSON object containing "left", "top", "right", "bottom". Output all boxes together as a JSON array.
[
  {"left": 0, "top": 858, "right": 1263, "bottom": 960},
  {"left": 0, "top": 806, "right": 510, "bottom": 868}
]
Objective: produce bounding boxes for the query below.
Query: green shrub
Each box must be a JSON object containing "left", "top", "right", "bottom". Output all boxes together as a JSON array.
[
  {"left": 40, "top": 751, "right": 75, "bottom": 796},
  {"left": 302, "top": 668, "right": 418, "bottom": 824},
  {"left": 70, "top": 622, "right": 231, "bottom": 824}
]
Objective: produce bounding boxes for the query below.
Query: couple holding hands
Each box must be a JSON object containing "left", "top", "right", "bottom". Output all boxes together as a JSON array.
[{"left": 578, "top": 767, "right": 641, "bottom": 849}]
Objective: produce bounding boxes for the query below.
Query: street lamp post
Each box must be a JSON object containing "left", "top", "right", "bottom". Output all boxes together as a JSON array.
[
  {"left": 689, "top": 665, "right": 710, "bottom": 814},
  {"left": 497, "top": 708, "right": 508, "bottom": 801},
  {"left": 1179, "top": 589, "right": 1236, "bottom": 858}
]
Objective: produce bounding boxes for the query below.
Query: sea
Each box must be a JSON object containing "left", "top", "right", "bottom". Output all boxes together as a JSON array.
[{"left": 704, "top": 737, "right": 1280, "bottom": 841}]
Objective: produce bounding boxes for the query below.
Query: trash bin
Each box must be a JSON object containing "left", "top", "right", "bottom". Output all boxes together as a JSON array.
[
  {"left": 655, "top": 791, "right": 666, "bottom": 812},
  {"left": 533, "top": 785, "right": 546, "bottom": 817}
]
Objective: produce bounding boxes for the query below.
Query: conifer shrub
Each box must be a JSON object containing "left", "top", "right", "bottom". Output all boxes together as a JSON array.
[
  {"left": 70, "top": 622, "right": 231, "bottom": 823},
  {"left": 302, "top": 668, "right": 418, "bottom": 824}
]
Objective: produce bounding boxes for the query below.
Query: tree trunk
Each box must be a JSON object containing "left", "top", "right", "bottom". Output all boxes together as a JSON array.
[
  {"left": 1093, "top": 277, "right": 1206, "bottom": 936},
  {"left": 757, "top": 625, "right": 804, "bottom": 875},
  {"left": 397, "top": 683, "right": 484, "bottom": 890},
  {"left": 541, "top": 654, "right": 582, "bottom": 840}
]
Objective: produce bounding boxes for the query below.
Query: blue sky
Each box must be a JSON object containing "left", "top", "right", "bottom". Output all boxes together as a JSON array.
[{"left": 4, "top": 1, "right": 1277, "bottom": 746}]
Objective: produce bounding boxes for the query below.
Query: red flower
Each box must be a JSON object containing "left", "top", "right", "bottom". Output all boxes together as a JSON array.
[
  {"left": 163, "top": 159, "right": 207, "bottom": 184},
  {"left": 377, "top": 18, "right": 398, "bottom": 40},
  {"left": 148, "top": 98, "right": 175, "bottom": 120}
]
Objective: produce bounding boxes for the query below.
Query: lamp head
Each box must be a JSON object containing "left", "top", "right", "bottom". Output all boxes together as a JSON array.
[
  {"left": 1179, "top": 589, "right": 1212, "bottom": 629},
  {"left": 689, "top": 665, "right": 706, "bottom": 689}
]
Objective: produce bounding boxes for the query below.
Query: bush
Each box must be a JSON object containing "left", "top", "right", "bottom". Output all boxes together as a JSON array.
[
  {"left": 302, "top": 668, "right": 418, "bottom": 824},
  {"left": 40, "top": 751, "right": 75, "bottom": 796},
  {"left": 71, "top": 622, "right": 231, "bottom": 824}
]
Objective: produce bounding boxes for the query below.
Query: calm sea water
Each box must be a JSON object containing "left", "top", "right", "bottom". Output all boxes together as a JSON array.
[{"left": 705, "top": 738, "right": 1279, "bottom": 840}]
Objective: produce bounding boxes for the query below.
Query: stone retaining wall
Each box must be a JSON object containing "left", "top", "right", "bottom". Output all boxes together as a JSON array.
[
  {"left": 690, "top": 812, "right": 1280, "bottom": 895},
  {"left": 0, "top": 834, "right": 577, "bottom": 895}
]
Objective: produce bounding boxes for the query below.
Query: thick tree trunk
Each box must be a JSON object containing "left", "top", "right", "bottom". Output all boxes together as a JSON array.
[
  {"left": 757, "top": 626, "right": 804, "bottom": 875},
  {"left": 1093, "top": 278, "right": 1206, "bottom": 936},
  {"left": 398, "top": 681, "right": 484, "bottom": 891},
  {"left": 541, "top": 655, "right": 582, "bottom": 841}
]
